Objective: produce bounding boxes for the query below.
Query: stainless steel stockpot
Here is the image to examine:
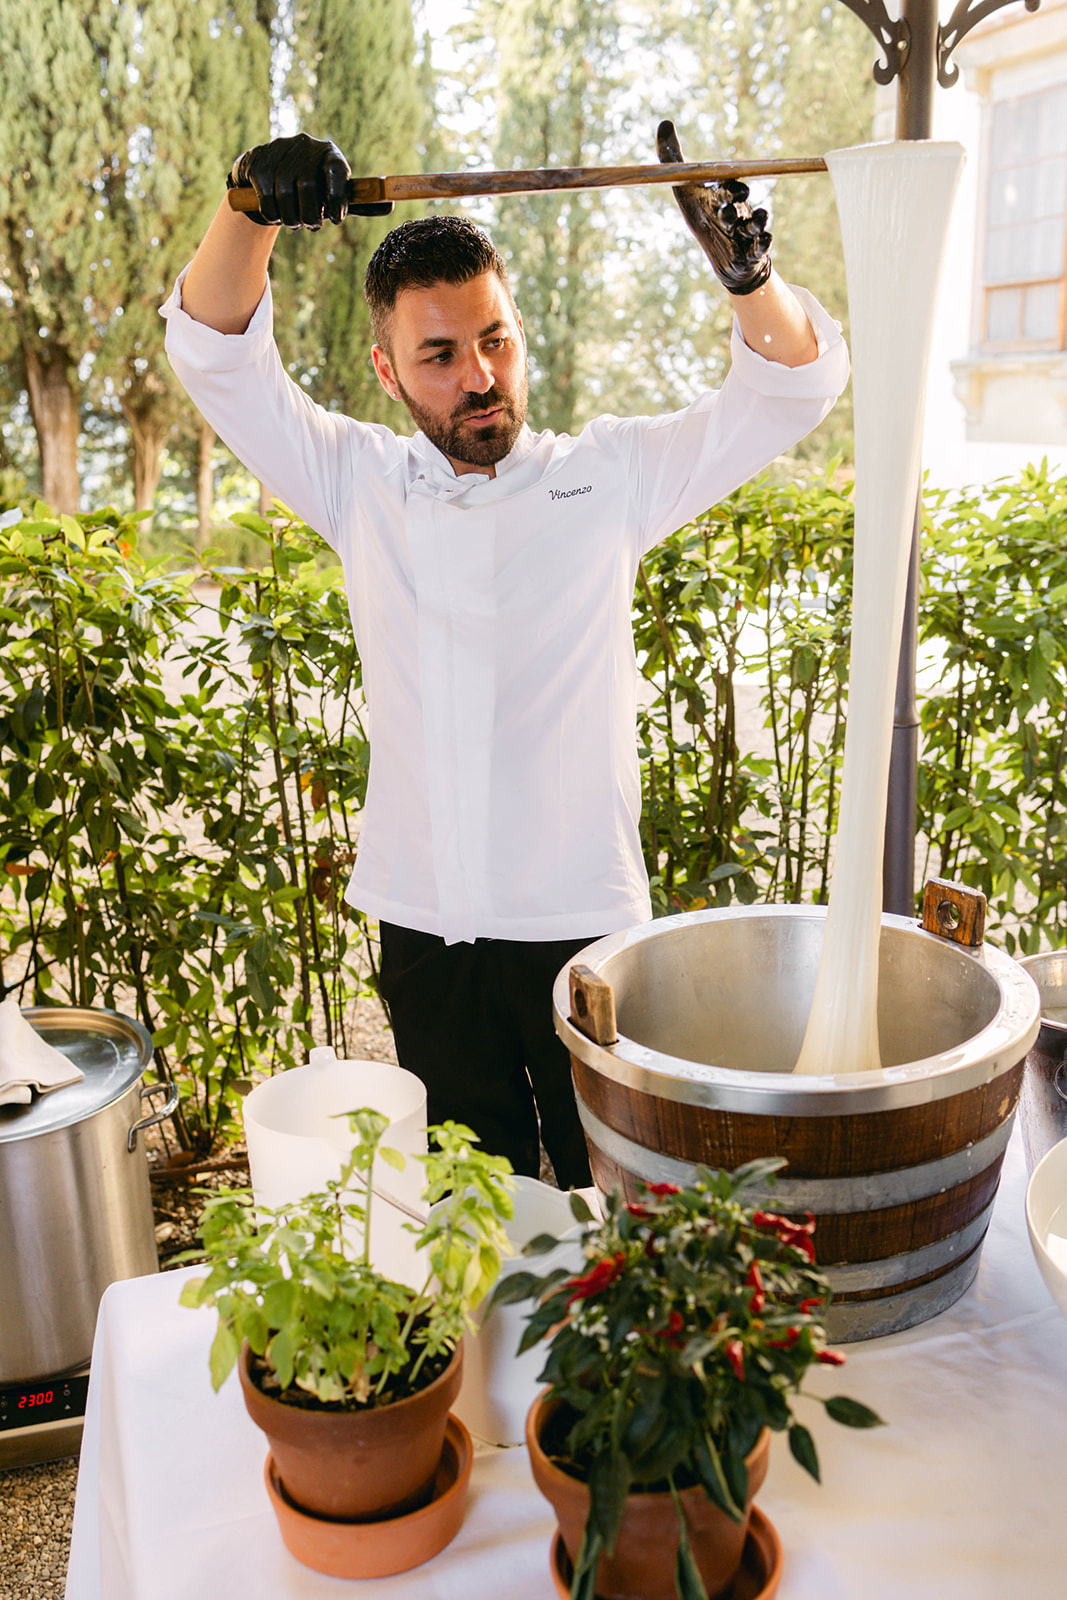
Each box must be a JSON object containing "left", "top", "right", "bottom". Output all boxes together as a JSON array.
[
  {"left": 0, "top": 1007, "right": 178, "bottom": 1384},
  {"left": 1016, "top": 950, "right": 1067, "bottom": 1172}
]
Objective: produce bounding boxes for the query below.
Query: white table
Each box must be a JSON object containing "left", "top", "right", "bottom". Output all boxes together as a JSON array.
[{"left": 66, "top": 1128, "right": 1067, "bottom": 1600}]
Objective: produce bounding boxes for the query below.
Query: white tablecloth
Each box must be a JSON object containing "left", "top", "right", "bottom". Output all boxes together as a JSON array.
[{"left": 65, "top": 1128, "right": 1067, "bottom": 1600}]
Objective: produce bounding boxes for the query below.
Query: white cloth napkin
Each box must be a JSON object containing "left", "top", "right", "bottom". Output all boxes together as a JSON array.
[{"left": 0, "top": 995, "right": 83, "bottom": 1107}]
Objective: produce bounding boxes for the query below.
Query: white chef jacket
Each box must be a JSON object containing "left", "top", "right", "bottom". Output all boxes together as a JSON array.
[{"left": 162, "top": 274, "right": 849, "bottom": 946}]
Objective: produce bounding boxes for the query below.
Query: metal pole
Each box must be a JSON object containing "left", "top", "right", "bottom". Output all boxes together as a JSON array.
[{"left": 882, "top": 0, "right": 939, "bottom": 915}]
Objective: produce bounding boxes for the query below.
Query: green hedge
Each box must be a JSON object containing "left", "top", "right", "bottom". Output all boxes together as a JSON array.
[
  {"left": 0, "top": 504, "right": 371, "bottom": 1151},
  {"left": 1, "top": 468, "right": 1064, "bottom": 1146},
  {"left": 637, "top": 461, "right": 1067, "bottom": 958}
]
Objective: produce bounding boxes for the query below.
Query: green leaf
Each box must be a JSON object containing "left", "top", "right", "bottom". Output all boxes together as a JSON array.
[
  {"left": 824, "top": 1395, "right": 885, "bottom": 1429},
  {"left": 23, "top": 684, "right": 46, "bottom": 732},
  {"left": 270, "top": 1322, "right": 298, "bottom": 1390},
  {"left": 570, "top": 1522, "right": 603, "bottom": 1600},
  {"left": 229, "top": 512, "right": 273, "bottom": 536},
  {"left": 588, "top": 1447, "right": 631, "bottom": 1550},
  {"left": 26, "top": 869, "right": 49, "bottom": 904},
  {"left": 161, "top": 761, "right": 181, "bottom": 805},
  {"left": 522, "top": 1230, "right": 567, "bottom": 1257},
  {"left": 9, "top": 762, "right": 29, "bottom": 804},
  {"left": 693, "top": 1433, "right": 745, "bottom": 1523},
  {"left": 671, "top": 1484, "right": 710, "bottom": 1600},
  {"left": 208, "top": 1322, "right": 238, "bottom": 1392},
  {"left": 788, "top": 1422, "right": 821, "bottom": 1481}
]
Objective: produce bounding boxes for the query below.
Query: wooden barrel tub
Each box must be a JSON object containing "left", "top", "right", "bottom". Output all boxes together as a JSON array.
[{"left": 553, "top": 902, "right": 1039, "bottom": 1341}]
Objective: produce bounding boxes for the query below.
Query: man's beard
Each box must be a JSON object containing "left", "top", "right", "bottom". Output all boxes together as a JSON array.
[{"left": 396, "top": 376, "right": 529, "bottom": 468}]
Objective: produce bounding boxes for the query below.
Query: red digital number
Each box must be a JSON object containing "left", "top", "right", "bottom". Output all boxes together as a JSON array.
[{"left": 16, "top": 1390, "right": 52, "bottom": 1409}]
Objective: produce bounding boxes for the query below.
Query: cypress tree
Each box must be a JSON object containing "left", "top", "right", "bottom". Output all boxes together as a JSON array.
[
  {"left": 0, "top": 1, "right": 273, "bottom": 513},
  {"left": 97, "top": 0, "right": 273, "bottom": 513},
  {"left": 0, "top": 0, "right": 119, "bottom": 510},
  {"left": 434, "top": 0, "right": 872, "bottom": 466},
  {"left": 454, "top": 0, "right": 625, "bottom": 438},
  {"left": 278, "top": 0, "right": 422, "bottom": 422}
]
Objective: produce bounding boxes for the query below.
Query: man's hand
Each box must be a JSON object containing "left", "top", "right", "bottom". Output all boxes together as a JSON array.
[
  {"left": 226, "top": 133, "right": 393, "bottom": 229},
  {"left": 657, "top": 120, "right": 771, "bottom": 297}
]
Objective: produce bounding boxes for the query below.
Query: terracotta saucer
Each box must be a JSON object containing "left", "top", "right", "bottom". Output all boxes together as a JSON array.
[
  {"left": 549, "top": 1504, "right": 783, "bottom": 1600},
  {"left": 264, "top": 1413, "right": 473, "bottom": 1579}
]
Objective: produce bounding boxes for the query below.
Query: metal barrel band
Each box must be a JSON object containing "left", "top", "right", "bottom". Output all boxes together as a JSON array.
[
  {"left": 824, "top": 1252, "right": 984, "bottom": 1343},
  {"left": 575, "top": 1097, "right": 1014, "bottom": 1211},
  {"left": 821, "top": 1200, "right": 995, "bottom": 1293}
]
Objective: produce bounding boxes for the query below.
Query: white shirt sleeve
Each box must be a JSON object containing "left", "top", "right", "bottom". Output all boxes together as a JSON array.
[
  {"left": 160, "top": 270, "right": 403, "bottom": 551},
  {"left": 612, "top": 287, "right": 850, "bottom": 556}
]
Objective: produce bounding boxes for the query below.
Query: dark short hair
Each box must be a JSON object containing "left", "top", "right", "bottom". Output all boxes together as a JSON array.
[{"left": 363, "top": 216, "right": 513, "bottom": 349}]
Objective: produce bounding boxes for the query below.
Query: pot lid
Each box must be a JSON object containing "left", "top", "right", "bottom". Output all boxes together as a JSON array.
[{"left": 0, "top": 1006, "right": 154, "bottom": 1142}]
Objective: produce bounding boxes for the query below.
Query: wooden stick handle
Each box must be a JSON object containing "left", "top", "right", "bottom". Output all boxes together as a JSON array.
[{"left": 227, "top": 155, "right": 828, "bottom": 213}]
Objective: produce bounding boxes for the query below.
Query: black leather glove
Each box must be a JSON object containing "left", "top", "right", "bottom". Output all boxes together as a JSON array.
[
  {"left": 226, "top": 133, "right": 393, "bottom": 228},
  {"left": 656, "top": 119, "right": 771, "bottom": 297}
]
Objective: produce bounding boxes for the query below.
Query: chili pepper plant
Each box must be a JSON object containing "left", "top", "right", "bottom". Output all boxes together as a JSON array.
[{"left": 492, "top": 1158, "right": 883, "bottom": 1600}]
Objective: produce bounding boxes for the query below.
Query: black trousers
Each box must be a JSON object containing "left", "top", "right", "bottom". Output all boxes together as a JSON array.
[{"left": 377, "top": 923, "right": 595, "bottom": 1188}]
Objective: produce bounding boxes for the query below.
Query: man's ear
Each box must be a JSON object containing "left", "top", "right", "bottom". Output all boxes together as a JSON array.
[{"left": 371, "top": 345, "right": 400, "bottom": 401}]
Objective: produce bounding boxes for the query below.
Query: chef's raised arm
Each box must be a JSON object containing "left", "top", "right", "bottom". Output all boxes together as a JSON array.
[
  {"left": 182, "top": 134, "right": 366, "bottom": 333},
  {"left": 656, "top": 118, "right": 818, "bottom": 370},
  {"left": 161, "top": 135, "right": 400, "bottom": 549}
]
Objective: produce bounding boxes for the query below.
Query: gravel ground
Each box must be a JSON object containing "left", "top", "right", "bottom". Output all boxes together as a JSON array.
[{"left": 0, "top": 997, "right": 398, "bottom": 1599}]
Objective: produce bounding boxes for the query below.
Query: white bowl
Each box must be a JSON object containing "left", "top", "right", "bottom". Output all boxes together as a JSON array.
[{"left": 1025, "top": 1136, "right": 1067, "bottom": 1322}]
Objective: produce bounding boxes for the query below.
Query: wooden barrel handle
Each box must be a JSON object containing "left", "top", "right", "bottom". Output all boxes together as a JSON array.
[
  {"left": 921, "top": 878, "right": 986, "bottom": 948},
  {"left": 569, "top": 964, "right": 618, "bottom": 1047}
]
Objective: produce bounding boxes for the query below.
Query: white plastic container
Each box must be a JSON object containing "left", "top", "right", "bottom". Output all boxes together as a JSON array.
[
  {"left": 242, "top": 1048, "right": 428, "bottom": 1288},
  {"left": 453, "top": 1175, "right": 591, "bottom": 1446}
]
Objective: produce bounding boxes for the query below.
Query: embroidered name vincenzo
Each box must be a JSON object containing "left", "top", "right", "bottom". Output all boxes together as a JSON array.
[{"left": 549, "top": 485, "right": 593, "bottom": 502}]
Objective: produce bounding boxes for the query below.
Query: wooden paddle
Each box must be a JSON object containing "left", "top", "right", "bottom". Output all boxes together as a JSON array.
[{"left": 226, "top": 155, "right": 828, "bottom": 212}]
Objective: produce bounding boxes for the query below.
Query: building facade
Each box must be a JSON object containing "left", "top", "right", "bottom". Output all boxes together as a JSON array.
[{"left": 874, "top": 0, "right": 1067, "bottom": 487}]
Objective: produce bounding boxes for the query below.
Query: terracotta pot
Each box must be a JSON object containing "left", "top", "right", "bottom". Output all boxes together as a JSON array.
[
  {"left": 238, "top": 1340, "right": 463, "bottom": 1521},
  {"left": 263, "top": 1415, "right": 474, "bottom": 1579},
  {"left": 526, "top": 1393, "right": 770, "bottom": 1600}
]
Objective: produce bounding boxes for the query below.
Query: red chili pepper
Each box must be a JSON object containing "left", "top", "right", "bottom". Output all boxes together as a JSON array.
[
  {"left": 655, "top": 1309, "right": 686, "bottom": 1348},
  {"left": 799, "top": 1297, "right": 824, "bottom": 1315},
  {"left": 753, "top": 1208, "right": 815, "bottom": 1235},
  {"left": 564, "top": 1251, "right": 627, "bottom": 1307},
  {"left": 626, "top": 1203, "right": 652, "bottom": 1220},
  {"left": 645, "top": 1182, "right": 681, "bottom": 1196},
  {"left": 817, "top": 1348, "right": 847, "bottom": 1366},
  {"left": 724, "top": 1339, "right": 745, "bottom": 1380},
  {"left": 745, "top": 1261, "right": 765, "bottom": 1314},
  {"left": 768, "top": 1326, "right": 800, "bottom": 1350},
  {"left": 780, "top": 1230, "right": 816, "bottom": 1264}
]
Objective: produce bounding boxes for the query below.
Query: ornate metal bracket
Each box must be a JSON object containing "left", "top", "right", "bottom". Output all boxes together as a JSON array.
[
  {"left": 938, "top": 0, "right": 1042, "bottom": 87},
  {"left": 836, "top": 0, "right": 911, "bottom": 84},
  {"left": 838, "top": 0, "right": 1041, "bottom": 90}
]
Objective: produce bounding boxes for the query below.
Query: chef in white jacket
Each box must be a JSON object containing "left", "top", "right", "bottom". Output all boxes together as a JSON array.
[{"left": 162, "top": 123, "right": 849, "bottom": 1188}]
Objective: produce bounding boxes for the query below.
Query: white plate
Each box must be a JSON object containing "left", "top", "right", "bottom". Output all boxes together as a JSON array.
[{"left": 1025, "top": 1136, "right": 1067, "bottom": 1321}]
